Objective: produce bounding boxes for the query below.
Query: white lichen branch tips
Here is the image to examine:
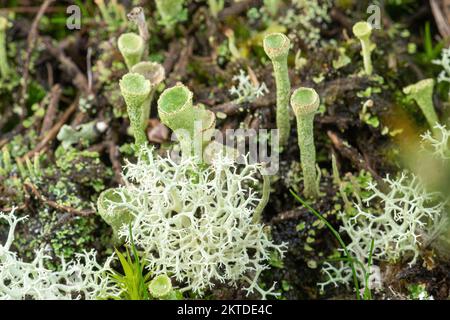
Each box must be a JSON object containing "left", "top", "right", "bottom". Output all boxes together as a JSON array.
[
  {"left": 106, "top": 146, "right": 286, "bottom": 297},
  {"left": 0, "top": 209, "right": 120, "bottom": 300},
  {"left": 320, "top": 174, "right": 445, "bottom": 290}
]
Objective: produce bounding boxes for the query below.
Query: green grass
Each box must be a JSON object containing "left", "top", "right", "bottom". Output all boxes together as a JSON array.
[
  {"left": 110, "top": 226, "right": 151, "bottom": 300},
  {"left": 290, "top": 189, "right": 375, "bottom": 300}
]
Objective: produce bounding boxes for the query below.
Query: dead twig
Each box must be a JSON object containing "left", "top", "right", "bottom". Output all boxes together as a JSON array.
[
  {"left": 327, "top": 130, "right": 385, "bottom": 187},
  {"left": 0, "top": 204, "right": 27, "bottom": 213},
  {"left": 42, "top": 37, "right": 90, "bottom": 94},
  {"left": 211, "top": 94, "right": 274, "bottom": 116},
  {"left": 19, "top": 0, "right": 55, "bottom": 119},
  {"left": 218, "top": 0, "right": 263, "bottom": 21},
  {"left": 40, "top": 84, "right": 62, "bottom": 137},
  {"left": 24, "top": 182, "right": 95, "bottom": 216},
  {"left": 330, "top": 8, "right": 352, "bottom": 30},
  {"left": 127, "top": 7, "right": 150, "bottom": 57},
  {"left": 163, "top": 41, "right": 182, "bottom": 74},
  {"left": 430, "top": 0, "right": 450, "bottom": 41},
  {"left": 167, "top": 37, "right": 194, "bottom": 86},
  {"left": 22, "top": 96, "right": 79, "bottom": 160},
  {"left": 106, "top": 129, "right": 124, "bottom": 185}
]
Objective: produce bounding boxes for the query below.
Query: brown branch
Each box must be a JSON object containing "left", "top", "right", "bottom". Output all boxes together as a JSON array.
[
  {"left": 24, "top": 182, "right": 95, "bottom": 216},
  {"left": 42, "top": 37, "right": 90, "bottom": 94},
  {"left": 19, "top": 0, "right": 55, "bottom": 118},
  {"left": 0, "top": 6, "right": 63, "bottom": 14},
  {"left": 22, "top": 96, "right": 79, "bottom": 160},
  {"left": 430, "top": 0, "right": 450, "bottom": 41},
  {"left": 218, "top": 0, "right": 263, "bottom": 21},
  {"left": 0, "top": 204, "right": 27, "bottom": 213},
  {"left": 163, "top": 41, "right": 182, "bottom": 75},
  {"left": 40, "top": 84, "right": 62, "bottom": 137},
  {"left": 211, "top": 92, "right": 275, "bottom": 116},
  {"left": 327, "top": 130, "right": 384, "bottom": 186},
  {"left": 167, "top": 37, "right": 194, "bottom": 86},
  {"left": 330, "top": 8, "right": 352, "bottom": 30},
  {"left": 106, "top": 129, "right": 124, "bottom": 185}
]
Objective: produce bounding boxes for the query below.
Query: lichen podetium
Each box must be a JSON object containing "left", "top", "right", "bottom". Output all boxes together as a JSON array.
[
  {"left": 291, "top": 87, "right": 320, "bottom": 199},
  {"left": 263, "top": 33, "right": 291, "bottom": 150},
  {"left": 353, "top": 21, "right": 374, "bottom": 76},
  {"left": 119, "top": 73, "right": 152, "bottom": 147}
]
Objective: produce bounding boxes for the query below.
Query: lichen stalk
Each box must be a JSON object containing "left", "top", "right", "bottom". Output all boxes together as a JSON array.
[
  {"left": 263, "top": 33, "right": 291, "bottom": 149},
  {"left": 119, "top": 73, "right": 152, "bottom": 147},
  {"left": 353, "top": 22, "right": 373, "bottom": 76},
  {"left": 291, "top": 87, "right": 320, "bottom": 199},
  {"left": 403, "top": 78, "right": 439, "bottom": 136}
]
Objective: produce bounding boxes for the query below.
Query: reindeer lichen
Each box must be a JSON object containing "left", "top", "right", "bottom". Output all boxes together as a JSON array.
[
  {"left": 320, "top": 174, "right": 445, "bottom": 291},
  {"left": 0, "top": 209, "right": 120, "bottom": 300},
  {"left": 103, "top": 146, "right": 286, "bottom": 297}
]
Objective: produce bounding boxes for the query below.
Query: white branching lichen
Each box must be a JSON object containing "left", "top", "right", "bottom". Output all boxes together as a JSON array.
[
  {"left": 104, "top": 146, "right": 286, "bottom": 298},
  {"left": 229, "top": 70, "right": 269, "bottom": 104},
  {"left": 432, "top": 47, "right": 450, "bottom": 85},
  {"left": 0, "top": 209, "right": 120, "bottom": 300},
  {"left": 421, "top": 124, "right": 450, "bottom": 160},
  {"left": 319, "top": 173, "right": 445, "bottom": 290},
  {"left": 280, "top": 0, "right": 331, "bottom": 48}
]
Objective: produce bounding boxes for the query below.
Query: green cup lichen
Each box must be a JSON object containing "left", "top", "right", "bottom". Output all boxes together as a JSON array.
[
  {"left": 131, "top": 61, "right": 166, "bottom": 87},
  {"left": 97, "top": 188, "right": 134, "bottom": 239},
  {"left": 148, "top": 274, "right": 173, "bottom": 298},
  {"left": 118, "top": 33, "right": 145, "bottom": 69},
  {"left": 119, "top": 73, "right": 152, "bottom": 147},
  {"left": 263, "top": 33, "right": 291, "bottom": 149},
  {"left": 155, "top": 0, "right": 187, "bottom": 29},
  {"left": 352, "top": 21, "right": 374, "bottom": 76},
  {"left": 131, "top": 61, "right": 166, "bottom": 116},
  {"left": 157, "top": 83, "right": 195, "bottom": 135},
  {"left": 157, "top": 83, "right": 217, "bottom": 158},
  {"left": 291, "top": 87, "right": 320, "bottom": 199},
  {"left": 403, "top": 78, "right": 439, "bottom": 135}
]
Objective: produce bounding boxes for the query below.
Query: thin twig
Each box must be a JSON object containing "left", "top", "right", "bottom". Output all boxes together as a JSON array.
[
  {"left": 127, "top": 7, "right": 149, "bottom": 57},
  {"left": 327, "top": 130, "right": 384, "bottom": 187},
  {"left": 42, "top": 37, "right": 90, "bottom": 94},
  {"left": 430, "top": 0, "right": 450, "bottom": 41},
  {"left": 22, "top": 96, "right": 79, "bottom": 160},
  {"left": 40, "top": 84, "right": 62, "bottom": 137},
  {"left": 106, "top": 128, "right": 124, "bottom": 185},
  {"left": 19, "top": 0, "right": 55, "bottom": 118},
  {"left": 0, "top": 204, "right": 27, "bottom": 213},
  {"left": 24, "top": 182, "right": 94, "bottom": 216},
  {"left": 218, "top": 0, "right": 262, "bottom": 21}
]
